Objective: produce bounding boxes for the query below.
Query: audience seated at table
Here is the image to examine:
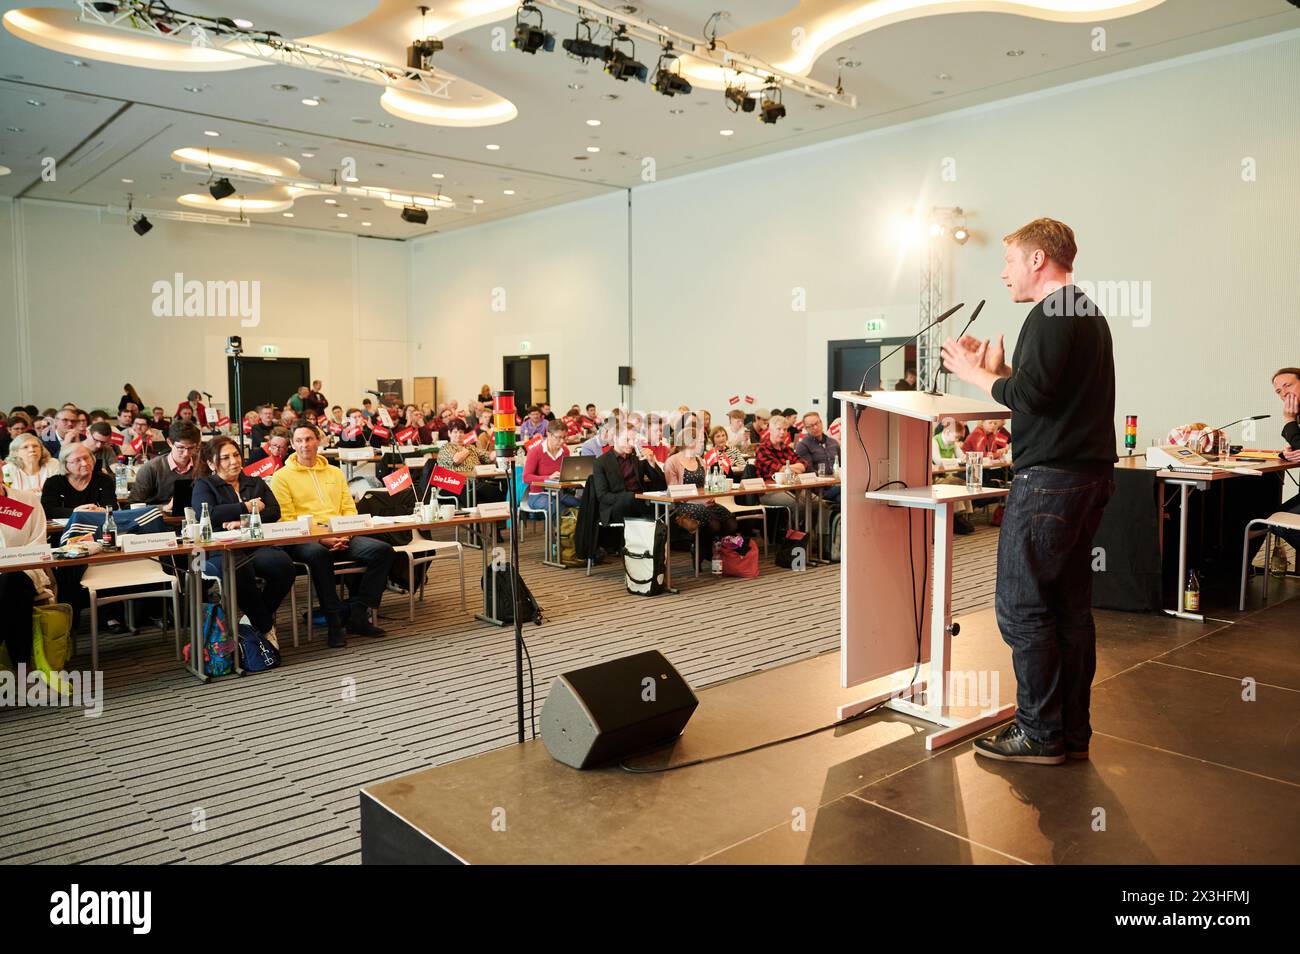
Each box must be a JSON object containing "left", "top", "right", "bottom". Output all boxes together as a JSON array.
[
  {"left": 176, "top": 390, "right": 206, "bottom": 427},
  {"left": 338, "top": 408, "right": 375, "bottom": 448},
  {"left": 42, "top": 407, "right": 79, "bottom": 459},
  {"left": 248, "top": 425, "right": 290, "bottom": 466},
  {"left": 519, "top": 405, "right": 549, "bottom": 443},
  {"left": 593, "top": 427, "right": 667, "bottom": 525},
  {"left": 42, "top": 442, "right": 116, "bottom": 518},
  {"left": 664, "top": 421, "right": 738, "bottom": 541},
  {"left": 4, "top": 433, "right": 60, "bottom": 491},
  {"left": 754, "top": 415, "right": 801, "bottom": 524},
  {"left": 578, "top": 419, "right": 615, "bottom": 457},
  {"left": 128, "top": 420, "right": 201, "bottom": 508},
  {"left": 525, "top": 420, "right": 579, "bottom": 511},
  {"left": 84, "top": 423, "right": 120, "bottom": 476},
  {"left": 193, "top": 437, "right": 294, "bottom": 645},
  {"left": 931, "top": 416, "right": 976, "bottom": 534},
  {"left": 119, "top": 383, "right": 147, "bottom": 415},
  {"left": 708, "top": 426, "right": 746, "bottom": 472},
  {"left": 639, "top": 419, "right": 672, "bottom": 464},
  {"left": 795, "top": 412, "right": 841, "bottom": 505},
  {"left": 963, "top": 418, "right": 1012, "bottom": 461},
  {"left": 269, "top": 423, "right": 393, "bottom": 647},
  {"left": 0, "top": 483, "right": 54, "bottom": 670},
  {"left": 723, "top": 409, "right": 751, "bottom": 452},
  {"left": 747, "top": 409, "right": 771, "bottom": 447}
]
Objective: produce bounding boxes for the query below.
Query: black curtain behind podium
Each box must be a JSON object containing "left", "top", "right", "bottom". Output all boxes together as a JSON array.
[{"left": 1092, "top": 466, "right": 1163, "bottom": 611}]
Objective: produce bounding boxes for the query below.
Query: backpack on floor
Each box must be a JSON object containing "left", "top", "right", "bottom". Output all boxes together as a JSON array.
[
  {"left": 186, "top": 602, "right": 236, "bottom": 677},
  {"left": 557, "top": 508, "right": 583, "bottom": 568},
  {"left": 623, "top": 518, "right": 666, "bottom": 596},
  {"left": 829, "top": 512, "right": 842, "bottom": 563},
  {"left": 775, "top": 529, "right": 809, "bottom": 569},
  {"left": 481, "top": 565, "right": 542, "bottom": 625}
]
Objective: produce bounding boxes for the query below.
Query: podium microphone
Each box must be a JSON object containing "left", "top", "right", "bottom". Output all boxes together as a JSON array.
[
  {"left": 929, "top": 299, "right": 986, "bottom": 394},
  {"left": 857, "top": 302, "right": 965, "bottom": 393},
  {"left": 1213, "top": 414, "right": 1270, "bottom": 431}
]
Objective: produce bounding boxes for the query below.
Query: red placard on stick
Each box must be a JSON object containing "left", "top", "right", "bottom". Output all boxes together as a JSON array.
[
  {"left": 108, "top": 432, "right": 124, "bottom": 446},
  {"left": 427, "top": 466, "right": 466, "bottom": 495},
  {"left": 243, "top": 456, "right": 279, "bottom": 479},
  {"left": 372, "top": 425, "right": 392, "bottom": 440},
  {"left": 395, "top": 427, "right": 418, "bottom": 445},
  {"left": 382, "top": 466, "right": 413, "bottom": 495}
]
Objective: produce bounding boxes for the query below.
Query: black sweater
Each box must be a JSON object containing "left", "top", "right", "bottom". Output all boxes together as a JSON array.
[
  {"left": 1282, "top": 420, "right": 1299, "bottom": 452},
  {"left": 991, "top": 285, "right": 1116, "bottom": 474},
  {"left": 191, "top": 474, "right": 281, "bottom": 526},
  {"left": 41, "top": 474, "right": 117, "bottom": 518}
]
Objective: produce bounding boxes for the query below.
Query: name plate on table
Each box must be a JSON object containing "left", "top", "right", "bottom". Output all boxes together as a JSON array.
[
  {"left": 740, "top": 478, "right": 767, "bottom": 491},
  {"left": 476, "top": 501, "right": 511, "bottom": 519},
  {"left": 338, "top": 448, "right": 373, "bottom": 461},
  {"left": 474, "top": 464, "right": 505, "bottom": 477},
  {"left": 667, "top": 484, "right": 699, "bottom": 498},
  {"left": 0, "top": 543, "right": 52, "bottom": 567},
  {"left": 329, "top": 515, "right": 373, "bottom": 532},
  {"left": 796, "top": 473, "right": 822, "bottom": 485},
  {"left": 121, "top": 533, "right": 179, "bottom": 554},
  {"left": 261, "top": 519, "right": 310, "bottom": 541}
]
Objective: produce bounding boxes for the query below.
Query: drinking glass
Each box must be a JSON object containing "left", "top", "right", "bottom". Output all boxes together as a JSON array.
[{"left": 965, "top": 452, "right": 984, "bottom": 491}]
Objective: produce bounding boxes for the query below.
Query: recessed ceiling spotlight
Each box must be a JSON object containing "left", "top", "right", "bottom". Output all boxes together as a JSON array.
[
  {"left": 485, "top": 144, "right": 500, "bottom": 150},
  {"left": 586, "top": 146, "right": 600, "bottom": 153},
  {"left": 272, "top": 83, "right": 296, "bottom": 92},
  {"left": 301, "top": 152, "right": 315, "bottom": 158},
  {"left": 283, "top": 212, "right": 294, "bottom": 218},
  {"left": 812, "top": 103, "right": 826, "bottom": 110},
  {"left": 1006, "top": 49, "right": 1024, "bottom": 57},
  {"left": 351, "top": 117, "right": 372, "bottom": 124},
  {"left": 67, "top": 59, "right": 89, "bottom": 67},
  {"left": 669, "top": 108, "right": 683, "bottom": 114},
  {"left": 503, "top": 189, "right": 515, "bottom": 195},
  {"left": 324, "top": 198, "right": 337, "bottom": 205},
  {"left": 586, "top": 119, "right": 601, "bottom": 126},
  {"left": 0, "top": 166, "right": 10, "bottom": 176},
  {"left": 232, "top": 18, "right": 253, "bottom": 28},
  {"left": 837, "top": 58, "right": 860, "bottom": 68},
  {"left": 567, "top": 83, "right": 583, "bottom": 90},
  {"left": 378, "top": 122, "right": 394, "bottom": 128},
  {"left": 6, "top": 126, "right": 24, "bottom": 133},
  {"left": 120, "top": 177, "right": 134, "bottom": 184},
  {"left": 183, "top": 85, "right": 203, "bottom": 93},
  {"left": 572, "top": 155, "right": 588, "bottom": 161},
  {"left": 336, "top": 212, "right": 348, "bottom": 218},
  {"left": 931, "top": 90, "right": 945, "bottom": 95},
  {"left": 601, "top": 94, "right": 620, "bottom": 101},
  {"left": 1116, "top": 40, "right": 1132, "bottom": 48},
  {"left": 937, "top": 72, "right": 951, "bottom": 80},
  {"left": 204, "top": 129, "right": 220, "bottom": 137},
  {"left": 719, "top": 129, "right": 734, "bottom": 136},
  {"left": 361, "top": 221, "right": 372, "bottom": 226},
  {"left": 473, "top": 198, "right": 484, "bottom": 204},
  {"left": 26, "top": 99, "right": 44, "bottom": 107},
  {"left": 431, "top": 173, "right": 444, "bottom": 179},
  {"left": 344, "top": 176, "right": 359, "bottom": 183},
  {"left": 301, "top": 97, "right": 321, "bottom": 106}
]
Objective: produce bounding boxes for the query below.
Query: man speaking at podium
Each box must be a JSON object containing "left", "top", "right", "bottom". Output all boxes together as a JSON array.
[{"left": 940, "top": 218, "right": 1116, "bottom": 765}]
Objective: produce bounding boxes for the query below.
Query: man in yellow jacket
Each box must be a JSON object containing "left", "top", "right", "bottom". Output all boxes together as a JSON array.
[{"left": 270, "top": 423, "right": 394, "bottom": 647}]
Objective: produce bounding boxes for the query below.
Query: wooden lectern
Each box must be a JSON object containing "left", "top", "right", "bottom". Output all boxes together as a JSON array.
[{"left": 834, "top": 389, "right": 1017, "bottom": 750}]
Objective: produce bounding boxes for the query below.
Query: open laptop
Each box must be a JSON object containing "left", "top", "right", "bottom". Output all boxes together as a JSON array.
[
  {"left": 171, "top": 477, "right": 194, "bottom": 513},
  {"left": 559, "top": 455, "right": 595, "bottom": 481}
]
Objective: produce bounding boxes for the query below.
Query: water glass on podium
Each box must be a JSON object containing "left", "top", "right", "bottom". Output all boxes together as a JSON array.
[{"left": 965, "top": 452, "right": 984, "bottom": 491}]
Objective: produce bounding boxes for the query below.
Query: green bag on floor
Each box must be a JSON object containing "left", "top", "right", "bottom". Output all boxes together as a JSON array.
[{"left": 557, "top": 509, "right": 583, "bottom": 567}]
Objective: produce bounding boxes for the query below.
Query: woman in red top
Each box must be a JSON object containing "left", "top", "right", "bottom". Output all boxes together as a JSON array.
[{"left": 524, "top": 420, "right": 578, "bottom": 510}]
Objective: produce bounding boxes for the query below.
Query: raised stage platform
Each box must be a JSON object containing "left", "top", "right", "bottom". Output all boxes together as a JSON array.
[{"left": 360, "top": 596, "right": 1300, "bottom": 865}]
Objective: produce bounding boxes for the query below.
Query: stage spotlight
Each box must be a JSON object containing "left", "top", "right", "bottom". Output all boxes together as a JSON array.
[
  {"left": 401, "top": 205, "right": 429, "bottom": 225},
  {"left": 209, "top": 177, "right": 236, "bottom": 200},
  {"left": 604, "top": 29, "right": 647, "bottom": 83},
  {"left": 562, "top": 19, "right": 608, "bottom": 61},
  {"left": 512, "top": 4, "right": 555, "bottom": 54},
  {"left": 132, "top": 215, "right": 152, "bottom": 236},
  {"left": 951, "top": 225, "right": 970, "bottom": 245},
  {"left": 759, "top": 84, "right": 786, "bottom": 124},
  {"left": 725, "top": 84, "right": 754, "bottom": 113},
  {"left": 652, "top": 48, "right": 692, "bottom": 96},
  {"left": 406, "top": 6, "right": 444, "bottom": 75}
]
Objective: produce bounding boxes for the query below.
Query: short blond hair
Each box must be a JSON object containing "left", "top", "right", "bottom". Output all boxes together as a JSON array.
[{"left": 1003, "top": 217, "right": 1077, "bottom": 271}]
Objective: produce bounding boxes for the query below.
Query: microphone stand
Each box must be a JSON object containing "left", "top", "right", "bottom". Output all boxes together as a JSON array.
[
  {"left": 928, "top": 300, "right": 986, "bottom": 395},
  {"left": 857, "top": 302, "right": 965, "bottom": 393},
  {"left": 504, "top": 452, "right": 526, "bottom": 743}
]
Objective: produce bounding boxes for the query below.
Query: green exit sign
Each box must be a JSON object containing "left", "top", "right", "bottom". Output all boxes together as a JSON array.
[
  {"left": 261, "top": 344, "right": 279, "bottom": 356},
  {"left": 865, "top": 318, "right": 887, "bottom": 333}
]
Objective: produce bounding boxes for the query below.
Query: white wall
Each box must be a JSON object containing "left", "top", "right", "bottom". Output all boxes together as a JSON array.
[
  {"left": 0, "top": 200, "right": 409, "bottom": 415},
  {"left": 408, "top": 29, "right": 1300, "bottom": 446},
  {"left": 406, "top": 192, "right": 630, "bottom": 413}
]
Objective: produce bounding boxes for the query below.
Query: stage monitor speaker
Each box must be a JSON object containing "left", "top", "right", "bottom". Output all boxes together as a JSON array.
[
  {"left": 618, "top": 366, "right": 632, "bottom": 387},
  {"left": 541, "top": 650, "right": 697, "bottom": 769}
]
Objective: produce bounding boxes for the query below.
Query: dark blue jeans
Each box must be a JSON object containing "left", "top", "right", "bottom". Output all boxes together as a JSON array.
[
  {"left": 995, "top": 466, "right": 1114, "bottom": 748},
  {"left": 284, "top": 536, "right": 395, "bottom": 616}
]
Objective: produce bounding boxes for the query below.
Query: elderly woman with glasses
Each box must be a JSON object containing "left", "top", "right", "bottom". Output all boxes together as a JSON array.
[{"left": 4, "top": 433, "right": 60, "bottom": 491}]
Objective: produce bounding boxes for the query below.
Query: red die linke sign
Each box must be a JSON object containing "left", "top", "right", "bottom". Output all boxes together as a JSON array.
[
  {"left": 0, "top": 496, "right": 36, "bottom": 530},
  {"left": 426, "top": 466, "right": 466, "bottom": 495}
]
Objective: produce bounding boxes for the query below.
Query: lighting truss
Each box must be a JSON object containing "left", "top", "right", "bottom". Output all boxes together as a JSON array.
[
  {"left": 104, "top": 204, "right": 252, "bottom": 227},
  {"left": 175, "top": 163, "right": 461, "bottom": 212},
  {"left": 532, "top": 0, "right": 855, "bottom": 108},
  {"left": 75, "top": 1, "right": 453, "bottom": 99}
]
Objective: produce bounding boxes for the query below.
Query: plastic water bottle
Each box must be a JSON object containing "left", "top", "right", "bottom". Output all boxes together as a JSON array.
[
  {"left": 249, "top": 507, "right": 263, "bottom": 540},
  {"left": 711, "top": 539, "right": 723, "bottom": 575},
  {"left": 199, "top": 502, "right": 213, "bottom": 543},
  {"left": 115, "top": 467, "right": 128, "bottom": 498}
]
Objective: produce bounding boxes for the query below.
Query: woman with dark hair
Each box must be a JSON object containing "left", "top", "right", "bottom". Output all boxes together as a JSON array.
[
  {"left": 175, "top": 390, "right": 207, "bottom": 427},
  {"left": 119, "top": 383, "right": 146, "bottom": 414},
  {"left": 192, "top": 437, "right": 293, "bottom": 643}
]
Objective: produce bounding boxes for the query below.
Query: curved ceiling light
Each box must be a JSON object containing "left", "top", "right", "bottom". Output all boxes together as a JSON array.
[
  {"left": 2, "top": 7, "right": 258, "bottom": 71},
  {"left": 731, "top": 0, "right": 1170, "bottom": 77},
  {"left": 380, "top": 87, "right": 516, "bottom": 127},
  {"left": 171, "top": 147, "right": 301, "bottom": 178},
  {"left": 178, "top": 185, "right": 296, "bottom": 214}
]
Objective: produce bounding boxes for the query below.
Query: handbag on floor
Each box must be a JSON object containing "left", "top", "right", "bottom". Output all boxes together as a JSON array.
[
  {"left": 237, "top": 623, "right": 280, "bottom": 673},
  {"left": 720, "top": 536, "right": 760, "bottom": 578},
  {"left": 623, "top": 518, "right": 666, "bottom": 596},
  {"left": 481, "top": 565, "right": 543, "bottom": 624}
]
